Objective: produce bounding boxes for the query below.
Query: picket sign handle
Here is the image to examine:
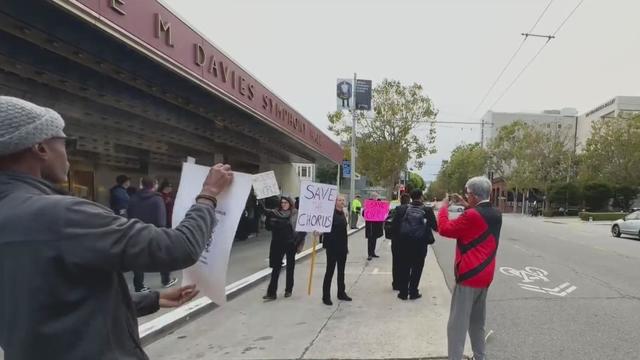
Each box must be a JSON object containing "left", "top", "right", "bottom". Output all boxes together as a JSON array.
[{"left": 307, "top": 233, "right": 318, "bottom": 296}]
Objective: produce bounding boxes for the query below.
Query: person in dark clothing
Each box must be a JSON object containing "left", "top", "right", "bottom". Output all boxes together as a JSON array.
[
  {"left": 364, "top": 193, "right": 384, "bottom": 260},
  {"left": 157, "top": 180, "right": 178, "bottom": 288},
  {"left": 322, "top": 194, "right": 352, "bottom": 305},
  {"left": 391, "top": 193, "right": 411, "bottom": 291},
  {"left": 158, "top": 180, "right": 175, "bottom": 227},
  {"left": 110, "top": 174, "right": 130, "bottom": 216},
  {"left": 392, "top": 189, "right": 437, "bottom": 300},
  {"left": 0, "top": 95, "right": 233, "bottom": 360},
  {"left": 263, "top": 197, "right": 305, "bottom": 300},
  {"left": 128, "top": 177, "right": 176, "bottom": 291}
]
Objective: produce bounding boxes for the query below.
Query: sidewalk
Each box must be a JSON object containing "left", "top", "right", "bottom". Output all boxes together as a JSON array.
[
  {"left": 144, "top": 231, "right": 466, "bottom": 360},
  {"left": 135, "top": 219, "right": 366, "bottom": 325}
]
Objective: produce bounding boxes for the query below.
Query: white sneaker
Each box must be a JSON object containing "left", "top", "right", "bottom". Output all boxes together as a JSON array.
[{"left": 163, "top": 278, "right": 178, "bottom": 288}]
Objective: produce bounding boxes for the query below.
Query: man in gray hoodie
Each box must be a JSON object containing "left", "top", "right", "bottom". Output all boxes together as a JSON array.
[{"left": 0, "top": 96, "right": 233, "bottom": 360}]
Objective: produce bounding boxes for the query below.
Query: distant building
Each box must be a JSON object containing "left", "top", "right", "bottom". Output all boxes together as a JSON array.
[
  {"left": 480, "top": 108, "right": 579, "bottom": 150},
  {"left": 576, "top": 96, "right": 640, "bottom": 151}
]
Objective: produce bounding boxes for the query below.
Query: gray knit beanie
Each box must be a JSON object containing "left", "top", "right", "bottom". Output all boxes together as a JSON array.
[{"left": 0, "top": 96, "right": 66, "bottom": 156}]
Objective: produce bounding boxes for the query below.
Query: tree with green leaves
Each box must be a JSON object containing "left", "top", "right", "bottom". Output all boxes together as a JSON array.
[
  {"left": 578, "top": 113, "right": 640, "bottom": 188},
  {"left": 328, "top": 79, "right": 437, "bottom": 194},
  {"left": 487, "top": 121, "right": 576, "bottom": 209},
  {"left": 437, "top": 143, "right": 489, "bottom": 193},
  {"left": 316, "top": 164, "right": 338, "bottom": 185},
  {"left": 406, "top": 172, "right": 426, "bottom": 193}
]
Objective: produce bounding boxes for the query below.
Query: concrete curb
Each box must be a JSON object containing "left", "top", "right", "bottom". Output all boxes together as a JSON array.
[{"left": 139, "top": 225, "right": 366, "bottom": 346}]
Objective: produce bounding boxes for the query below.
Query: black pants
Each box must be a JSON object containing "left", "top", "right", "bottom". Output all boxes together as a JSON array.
[
  {"left": 160, "top": 272, "right": 172, "bottom": 285},
  {"left": 133, "top": 272, "right": 171, "bottom": 291},
  {"left": 323, "top": 250, "right": 347, "bottom": 299},
  {"left": 267, "top": 248, "right": 296, "bottom": 295},
  {"left": 367, "top": 236, "right": 378, "bottom": 257},
  {"left": 398, "top": 246, "right": 427, "bottom": 296},
  {"left": 391, "top": 240, "right": 400, "bottom": 289},
  {"left": 133, "top": 271, "right": 145, "bottom": 292},
  {"left": 350, "top": 212, "right": 359, "bottom": 229}
]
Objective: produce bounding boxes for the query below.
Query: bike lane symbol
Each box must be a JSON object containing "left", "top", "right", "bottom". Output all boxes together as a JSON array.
[{"left": 499, "top": 266, "right": 577, "bottom": 297}]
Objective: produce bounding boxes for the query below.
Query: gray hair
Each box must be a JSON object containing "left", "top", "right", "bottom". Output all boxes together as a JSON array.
[{"left": 465, "top": 176, "right": 492, "bottom": 200}]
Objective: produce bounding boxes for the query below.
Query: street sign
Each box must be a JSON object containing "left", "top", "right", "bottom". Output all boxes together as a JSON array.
[
  {"left": 355, "top": 79, "right": 372, "bottom": 111},
  {"left": 342, "top": 160, "right": 351, "bottom": 178}
]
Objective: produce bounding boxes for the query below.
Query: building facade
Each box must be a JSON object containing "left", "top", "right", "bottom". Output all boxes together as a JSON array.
[
  {"left": 0, "top": 0, "right": 342, "bottom": 205},
  {"left": 576, "top": 96, "right": 640, "bottom": 151},
  {"left": 481, "top": 108, "right": 579, "bottom": 150}
]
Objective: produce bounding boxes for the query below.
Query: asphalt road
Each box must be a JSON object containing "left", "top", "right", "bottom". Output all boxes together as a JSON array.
[{"left": 432, "top": 214, "right": 640, "bottom": 360}]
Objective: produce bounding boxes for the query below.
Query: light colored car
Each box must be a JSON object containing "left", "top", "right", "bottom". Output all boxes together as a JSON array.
[{"left": 611, "top": 211, "right": 640, "bottom": 238}]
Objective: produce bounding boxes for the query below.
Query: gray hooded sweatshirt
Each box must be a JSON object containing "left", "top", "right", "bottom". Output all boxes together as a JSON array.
[{"left": 0, "top": 172, "right": 216, "bottom": 360}]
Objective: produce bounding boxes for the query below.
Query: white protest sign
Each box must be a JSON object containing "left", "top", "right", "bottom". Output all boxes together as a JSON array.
[
  {"left": 295, "top": 181, "right": 338, "bottom": 233},
  {"left": 251, "top": 171, "right": 280, "bottom": 199},
  {"left": 172, "top": 163, "right": 252, "bottom": 305}
]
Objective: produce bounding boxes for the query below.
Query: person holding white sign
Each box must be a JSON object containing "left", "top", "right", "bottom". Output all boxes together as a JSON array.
[
  {"left": 321, "top": 194, "right": 352, "bottom": 305},
  {"left": 0, "top": 96, "right": 235, "bottom": 360},
  {"left": 263, "top": 197, "right": 305, "bottom": 300}
]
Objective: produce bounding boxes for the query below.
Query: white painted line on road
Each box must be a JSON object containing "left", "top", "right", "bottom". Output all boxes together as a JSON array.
[{"left": 485, "top": 330, "right": 494, "bottom": 342}]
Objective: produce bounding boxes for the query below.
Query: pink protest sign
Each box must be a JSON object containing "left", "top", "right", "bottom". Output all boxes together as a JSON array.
[{"left": 363, "top": 200, "right": 390, "bottom": 222}]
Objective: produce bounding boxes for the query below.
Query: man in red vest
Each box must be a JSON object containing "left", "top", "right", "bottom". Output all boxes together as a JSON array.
[{"left": 438, "top": 176, "right": 501, "bottom": 360}]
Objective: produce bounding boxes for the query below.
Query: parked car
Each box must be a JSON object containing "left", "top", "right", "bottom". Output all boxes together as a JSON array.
[{"left": 611, "top": 211, "right": 640, "bottom": 238}]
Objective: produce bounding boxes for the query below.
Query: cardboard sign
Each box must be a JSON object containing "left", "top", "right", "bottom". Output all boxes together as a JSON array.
[
  {"left": 363, "top": 200, "right": 390, "bottom": 222},
  {"left": 296, "top": 181, "right": 338, "bottom": 233},
  {"left": 252, "top": 171, "right": 280, "bottom": 199},
  {"left": 172, "top": 163, "right": 253, "bottom": 305}
]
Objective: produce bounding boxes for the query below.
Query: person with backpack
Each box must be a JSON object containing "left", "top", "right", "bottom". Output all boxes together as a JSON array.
[
  {"left": 263, "top": 197, "right": 305, "bottom": 300},
  {"left": 391, "top": 189, "right": 437, "bottom": 300}
]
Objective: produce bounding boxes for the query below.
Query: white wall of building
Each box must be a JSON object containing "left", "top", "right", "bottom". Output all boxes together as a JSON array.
[
  {"left": 481, "top": 110, "right": 578, "bottom": 149},
  {"left": 576, "top": 96, "right": 640, "bottom": 151},
  {"left": 269, "top": 163, "right": 316, "bottom": 198}
]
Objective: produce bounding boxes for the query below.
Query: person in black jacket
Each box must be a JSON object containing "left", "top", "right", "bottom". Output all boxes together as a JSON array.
[
  {"left": 390, "top": 193, "right": 411, "bottom": 291},
  {"left": 392, "top": 189, "right": 437, "bottom": 300},
  {"left": 109, "top": 174, "right": 130, "bottom": 216},
  {"left": 322, "top": 194, "right": 352, "bottom": 305},
  {"left": 364, "top": 193, "right": 385, "bottom": 260},
  {"left": 263, "top": 197, "right": 304, "bottom": 300}
]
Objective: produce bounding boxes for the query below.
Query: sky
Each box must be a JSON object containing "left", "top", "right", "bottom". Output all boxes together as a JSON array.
[{"left": 164, "top": 0, "right": 640, "bottom": 181}]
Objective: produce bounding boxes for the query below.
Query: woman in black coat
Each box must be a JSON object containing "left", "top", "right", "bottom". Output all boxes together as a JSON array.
[
  {"left": 263, "top": 197, "right": 304, "bottom": 300},
  {"left": 322, "top": 194, "right": 352, "bottom": 305},
  {"left": 364, "top": 196, "right": 385, "bottom": 260}
]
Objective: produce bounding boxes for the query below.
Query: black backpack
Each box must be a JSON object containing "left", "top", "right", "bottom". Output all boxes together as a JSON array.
[{"left": 399, "top": 205, "right": 427, "bottom": 241}]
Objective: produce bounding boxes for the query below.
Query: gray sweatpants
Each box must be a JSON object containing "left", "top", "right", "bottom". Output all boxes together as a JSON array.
[{"left": 448, "top": 284, "right": 488, "bottom": 360}]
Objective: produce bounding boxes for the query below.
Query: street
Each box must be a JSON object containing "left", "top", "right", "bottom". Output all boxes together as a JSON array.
[{"left": 433, "top": 214, "right": 640, "bottom": 360}]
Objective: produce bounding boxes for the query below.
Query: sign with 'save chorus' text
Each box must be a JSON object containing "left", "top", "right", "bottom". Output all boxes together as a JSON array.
[
  {"left": 296, "top": 181, "right": 338, "bottom": 233},
  {"left": 363, "top": 200, "right": 390, "bottom": 222}
]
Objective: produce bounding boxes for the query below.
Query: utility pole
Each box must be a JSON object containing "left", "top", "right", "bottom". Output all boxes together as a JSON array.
[
  {"left": 350, "top": 72, "right": 357, "bottom": 206},
  {"left": 480, "top": 118, "right": 485, "bottom": 148}
]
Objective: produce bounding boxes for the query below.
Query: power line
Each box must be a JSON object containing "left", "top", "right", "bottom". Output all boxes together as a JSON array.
[
  {"left": 528, "top": 0, "right": 555, "bottom": 33},
  {"left": 489, "top": 39, "right": 551, "bottom": 110},
  {"left": 468, "top": 0, "right": 555, "bottom": 118},
  {"left": 489, "top": 0, "right": 585, "bottom": 109},
  {"left": 552, "top": 0, "right": 584, "bottom": 36}
]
